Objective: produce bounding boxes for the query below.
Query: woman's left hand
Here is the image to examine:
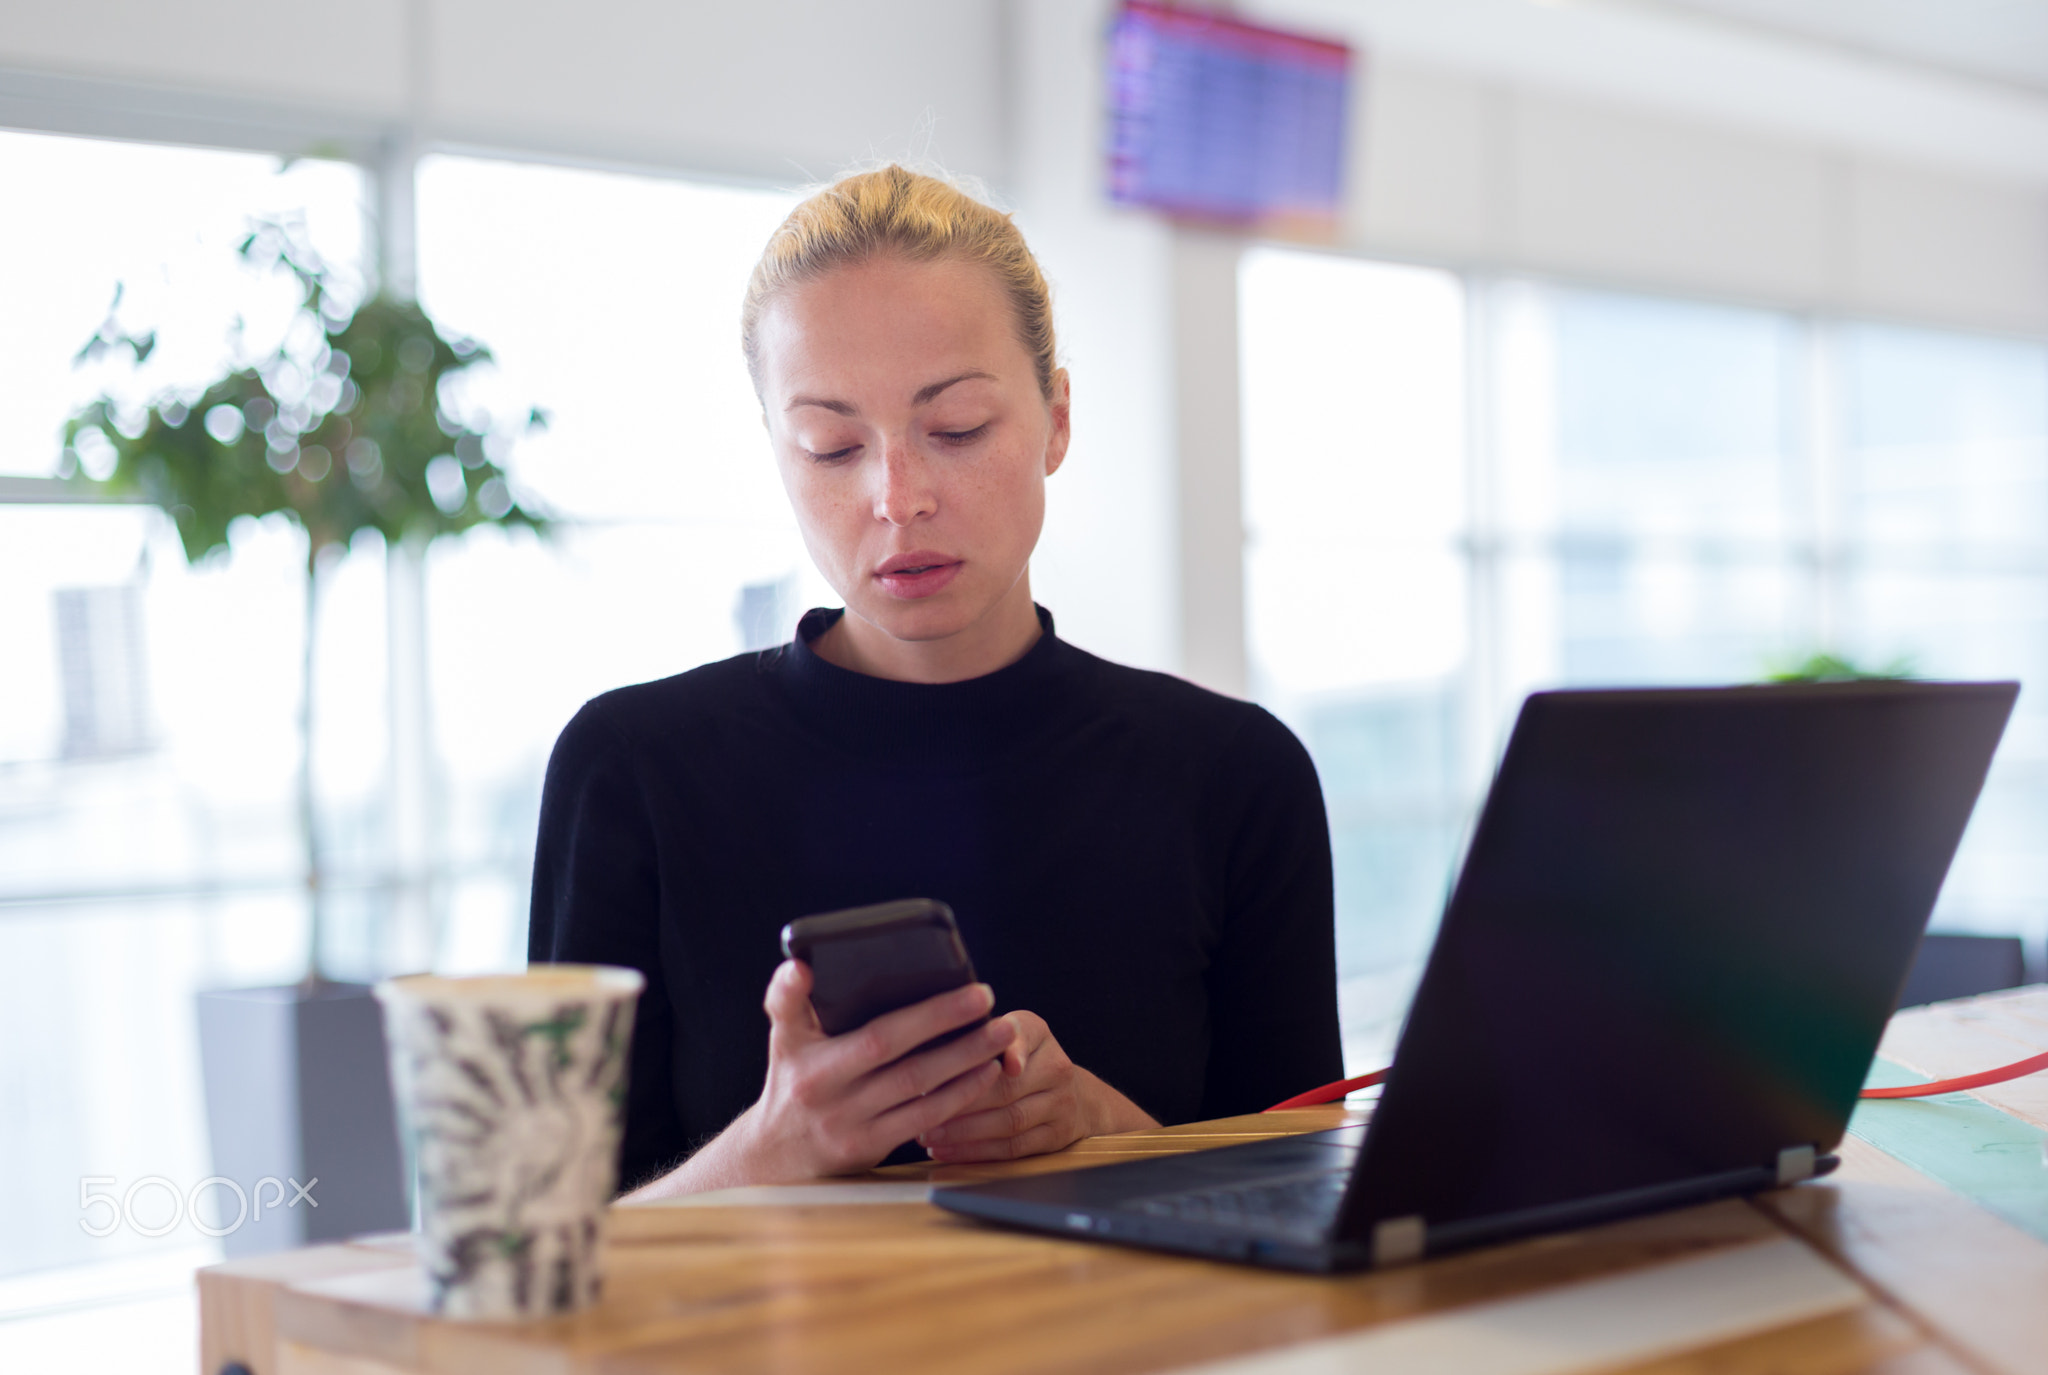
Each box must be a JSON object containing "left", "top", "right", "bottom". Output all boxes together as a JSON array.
[{"left": 916, "top": 1010, "right": 1158, "bottom": 1163}]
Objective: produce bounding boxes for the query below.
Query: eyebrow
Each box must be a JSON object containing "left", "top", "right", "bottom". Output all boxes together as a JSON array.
[
  {"left": 784, "top": 371, "right": 998, "bottom": 415},
  {"left": 913, "top": 371, "right": 997, "bottom": 405}
]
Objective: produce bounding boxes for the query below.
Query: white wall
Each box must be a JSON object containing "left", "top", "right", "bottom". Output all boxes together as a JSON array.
[
  {"left": 1274, "top": 0, "right": 2048, "bottom": 184},
  {"left": 1342, "top": 59, "right": 2048, "bottom": 335},
  {"left": 1006, "top": 0, "right": 1255, "bottom": 685},
  {"left": 0, "top": 0, "right": 412, "bottom": 117},
  {"left": 0, "top": 0, "right": 1009, "bottom": 184},
  {"left": 1006, "top": 0, "right": 1181, "bottom": 675},
  {"left": 1286, "top": 0, "right": 2048, "bottom": 336},
  {"left": 423, "top": 0, "right": 1006, "bottom": 184}
]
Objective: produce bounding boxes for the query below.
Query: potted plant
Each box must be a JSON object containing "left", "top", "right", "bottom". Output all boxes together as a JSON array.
[{"left": 65, "top": 215, "right": 549, "bottom": 1254}]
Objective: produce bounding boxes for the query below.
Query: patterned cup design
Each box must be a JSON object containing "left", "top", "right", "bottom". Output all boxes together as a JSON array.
[{"left": 374, "top": 966, "right": 643, "bottom": 1321}]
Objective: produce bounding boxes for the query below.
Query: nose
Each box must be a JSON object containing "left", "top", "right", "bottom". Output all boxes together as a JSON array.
[{"left": 872, "top": 435, "right": 938, "bottom": 527}]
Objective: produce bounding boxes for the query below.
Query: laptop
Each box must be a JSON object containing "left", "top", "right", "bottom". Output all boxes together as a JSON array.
[{"left": 933, "top": 680, "right": 2018, "bottom": 1272}]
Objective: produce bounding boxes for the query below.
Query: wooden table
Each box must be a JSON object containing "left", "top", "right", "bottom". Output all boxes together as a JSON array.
[{"left": 199, "top": 988, "right": 2048, "bottom": 1375}]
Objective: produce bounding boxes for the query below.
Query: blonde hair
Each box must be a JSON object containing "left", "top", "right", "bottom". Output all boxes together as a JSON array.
[{"left": 742, "top": 164, "right": 1059, "bottom": 400}]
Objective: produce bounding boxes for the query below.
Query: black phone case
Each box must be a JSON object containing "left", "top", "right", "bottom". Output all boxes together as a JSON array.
[{"left": 781, "top": 898, "right": 982, "bottom": 1039}]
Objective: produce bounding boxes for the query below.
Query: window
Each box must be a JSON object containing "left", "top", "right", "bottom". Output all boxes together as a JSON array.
[
  {"left": 1839, "top": 323, "right": 2048, "bottom": 941},
  {"left": 1511, "top": 286, "right": 1805, "bottom": 689},
  {"left": 1243, "top": 251, "right": 2048, "bottom": 1073},
  {"left": 0, "top": 129, "right": 368, "bottom": 1285},
  {"left": 412, "top": 154, "right": 807, "bottom": 973},
  {"left": 0, "top": 137, "right": 806, "bottom": 1298},
  {"left": 1239, "top": 249, "right": 1467, "bottom": 1072}
]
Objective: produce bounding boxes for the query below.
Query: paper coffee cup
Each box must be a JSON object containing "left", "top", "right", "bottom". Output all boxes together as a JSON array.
[{"left": 374, "top": 965, "right": 644, "bottom": 1320}]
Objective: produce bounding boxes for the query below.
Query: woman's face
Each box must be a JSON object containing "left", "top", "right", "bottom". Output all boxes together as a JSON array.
[{"left": 754, "top": 253, "right": 1070, "bottom": 654}]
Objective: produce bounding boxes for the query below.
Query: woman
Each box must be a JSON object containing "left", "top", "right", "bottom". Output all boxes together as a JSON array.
[{"left": 529, "top": 165, "right": 1341, "bottom": 1199}]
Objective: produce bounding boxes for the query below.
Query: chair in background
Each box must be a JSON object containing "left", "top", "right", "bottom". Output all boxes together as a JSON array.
[{"left": 1897, "top": 932, "right": 2028, "bottom": 1008}]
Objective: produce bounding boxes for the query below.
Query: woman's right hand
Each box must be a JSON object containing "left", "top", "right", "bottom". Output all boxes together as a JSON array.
[
  {"left": 622, "top": 960, "right": 1014, "bottom": 1199},
  {"left": 746, "top": 959, "right": 1017, "bottom": 1178}
]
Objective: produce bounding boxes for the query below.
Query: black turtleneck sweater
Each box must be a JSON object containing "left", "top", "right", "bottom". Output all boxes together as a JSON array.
[{"left": 528, "top": 606, "right": 1342, "bottom": 1190}]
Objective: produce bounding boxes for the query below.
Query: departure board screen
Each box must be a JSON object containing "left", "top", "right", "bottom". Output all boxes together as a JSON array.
[{"left": 1107, "top": 1, "right": 1352, "bottom": 228}]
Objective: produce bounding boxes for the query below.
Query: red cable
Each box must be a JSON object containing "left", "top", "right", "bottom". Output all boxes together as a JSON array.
[
  {"left": 1262, "top": 1050, "right": 2048, "bottom": 1112},
  {"left": 1265, "top": 1069, "right": 1386, "bottom": 1111},
  {"left": 1857, "top": 1048, "right": 2048, "bottom": 1099}
]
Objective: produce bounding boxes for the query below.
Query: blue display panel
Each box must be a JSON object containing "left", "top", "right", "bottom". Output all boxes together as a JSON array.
[{"left": 1108, "top": 1, "right": 1353, "bottom": 228}]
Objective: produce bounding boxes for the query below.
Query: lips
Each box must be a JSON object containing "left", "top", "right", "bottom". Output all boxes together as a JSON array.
[{"left": 875, "top": 550, "right": 963, "bottom": 599}]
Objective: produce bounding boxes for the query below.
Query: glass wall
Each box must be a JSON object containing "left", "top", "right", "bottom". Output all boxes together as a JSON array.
[
  {"left": 1242, "top": 248, "right": 2048, "bottom": 1073},
  {"left": 1536, "top": 288, "right": 1805, "bottom": 687},
  {"left": 1839, "top": 323, "right": 2048, "bottom": 942},
  {"left": 412, "top": 154, "right": 806, "bottom": 976},
  {"left": 1239, "top": 250, "right": 1468, "bottom": 1072},
  {"left": 0, "top": 131, "right": 369, "bottom": 1294},
  {"left": 0, "top": 136, "right": 804, "bottom": 1322}
]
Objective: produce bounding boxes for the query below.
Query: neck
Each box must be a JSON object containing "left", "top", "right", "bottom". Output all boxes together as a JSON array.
[{"left": 813, "top": 575, "right": 1043, "bottom": 684}]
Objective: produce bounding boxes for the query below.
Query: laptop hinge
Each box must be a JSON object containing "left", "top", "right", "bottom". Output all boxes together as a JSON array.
[
  {"left": 1371, "top": 1215, "right": 1426, "bottom": 1266},
  {"left": 1776, "top": 1145, "right": 1817, "bottom": 1187}
]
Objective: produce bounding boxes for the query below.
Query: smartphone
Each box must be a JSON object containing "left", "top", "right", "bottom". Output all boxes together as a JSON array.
[{"left": 780, "top": 898, "right": 985, "bottom": 1047}]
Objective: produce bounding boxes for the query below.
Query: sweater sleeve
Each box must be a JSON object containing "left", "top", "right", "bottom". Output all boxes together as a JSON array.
[
  {"left": 528, "top": 700, "right": 685, "bottom": 1193},
  {"left": 1197, "top": 707, "right": 1345, "bottom": 1119}
]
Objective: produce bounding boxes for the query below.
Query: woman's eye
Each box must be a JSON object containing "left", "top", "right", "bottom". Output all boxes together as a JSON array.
[
  {"left": 935, "top": 424, "right": 988, "bottom": 446},
  {"left": 806, "top": 445, "right": 859, "bottom": 464}
]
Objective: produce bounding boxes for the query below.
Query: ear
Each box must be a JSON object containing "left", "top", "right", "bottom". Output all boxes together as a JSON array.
[{"left": 1043, "top": 368, "right": 1071, "bottom": 478}]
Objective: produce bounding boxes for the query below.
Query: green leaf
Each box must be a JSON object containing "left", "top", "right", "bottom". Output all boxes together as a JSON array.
[
  {"left": 62, "top": 214, "right": 553, "bottom": 565},
  {"left": 1764, "top": 651, "right": 1916, "bottom": 683}
]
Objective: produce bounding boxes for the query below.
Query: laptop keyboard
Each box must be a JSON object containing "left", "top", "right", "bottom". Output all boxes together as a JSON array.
[{"left": 1131, "top": 1169, "right": 1349, "bottom": 1234}]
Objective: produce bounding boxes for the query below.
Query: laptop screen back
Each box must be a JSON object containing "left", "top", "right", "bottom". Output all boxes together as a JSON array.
[{"left": 1341, "top": 680, "right": 2016, "bottom": 1236}]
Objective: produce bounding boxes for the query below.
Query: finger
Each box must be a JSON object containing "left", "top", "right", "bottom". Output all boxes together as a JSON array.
[
  {"left": 821, "top": 981, "right": 997, "bottom": 1077},
  {"left": 928, "top": 1117, "right": 1076, "bottom": 1164},
  {"left": 916, "top": 1056, "right": 1019, "bottom": 1130},
  {"left": 918, "top": 1047, "right": 1042, "bottom": 1141},
  {"left": 851, "top": 1015, "right": 1015, "bottom": 1120},
  {"left": 763, "top": 961, "right": 822, "bottom": 1049},
  {"left": 994, "top": 1013, "right": 1031, "bottom": 1076},
  {"left": 998, "top": 1010, "right": 1055, "bottom": 1075},
  {"left": 870, "top": 1057, "right": 1005, "bottom": 1147},
  {"left": 921, "top": 1087, "right": 1058, "bottom": 1147}
]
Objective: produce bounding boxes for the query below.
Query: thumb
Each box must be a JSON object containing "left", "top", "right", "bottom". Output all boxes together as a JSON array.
[{"left": 764, "top": 960, "right": 822, "bottom": 1049}]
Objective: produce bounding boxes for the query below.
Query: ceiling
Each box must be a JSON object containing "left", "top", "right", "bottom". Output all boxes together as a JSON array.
[{"left": 1635, "top": 0, "right": 2048, "bottom": 93}]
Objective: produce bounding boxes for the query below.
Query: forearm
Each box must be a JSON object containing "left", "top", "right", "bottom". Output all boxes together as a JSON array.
[{"left": 617, "top": 1107, "right": 788, "bottom": 1202}]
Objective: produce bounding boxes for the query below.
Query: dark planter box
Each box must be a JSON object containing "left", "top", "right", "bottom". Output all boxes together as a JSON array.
[{"left": 195, "top": 981, "right": 410, "bottom": 1257}]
